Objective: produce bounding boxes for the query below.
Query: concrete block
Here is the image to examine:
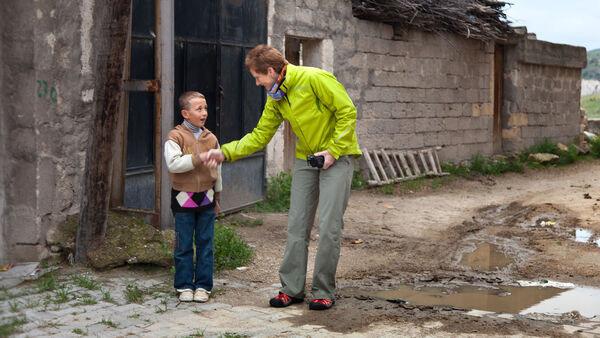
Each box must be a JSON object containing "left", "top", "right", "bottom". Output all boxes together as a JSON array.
[
  {"left": 364, "top": 87, "right": 397, "bottom": 102},
  {"left": 464, "top": 129, "right": 491, "bottom": 144},
  {"left": 415, "top": 118, "right": 444, "bottom": 132},
  {"left": 393, "top": 133, "right": 424, "bottom": 149},
  {"left": 508, "top": 113, "right": 528, "bottom": 127}
]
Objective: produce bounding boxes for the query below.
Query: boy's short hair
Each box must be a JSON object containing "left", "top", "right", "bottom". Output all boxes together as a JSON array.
[
  {"left": 245, "top": 45, "right": 288, "bottom": 74},
  {"left": 178, "top": 91, "right": 205, "bottom": 111}
]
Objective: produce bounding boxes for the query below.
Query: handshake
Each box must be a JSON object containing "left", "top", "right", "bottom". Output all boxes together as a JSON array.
[{"left": 199, "top": 149, "right": 226, "bottom": 169}]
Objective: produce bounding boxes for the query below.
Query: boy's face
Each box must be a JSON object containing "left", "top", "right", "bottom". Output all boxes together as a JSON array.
[
  {"left": 250, "top": 67, "right": 278, "bottom": 89},
  {"left": 181, "top": 97, "right": 208, "bottom": 128}
]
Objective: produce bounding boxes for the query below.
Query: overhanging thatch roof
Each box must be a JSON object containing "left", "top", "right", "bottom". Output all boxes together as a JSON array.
[{"left": 351, "top": 0, "right": 513, "bottom": 42}]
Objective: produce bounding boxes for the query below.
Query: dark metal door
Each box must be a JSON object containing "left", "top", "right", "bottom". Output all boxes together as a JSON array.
[{"left": 174, "top": 0, "right": 267, "bottom": 212}]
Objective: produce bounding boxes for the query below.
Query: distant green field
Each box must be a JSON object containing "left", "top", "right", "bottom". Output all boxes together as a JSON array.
[
  {"left": 582, "top": 93, "right": 600, "bottom": 118},
  {"left": 583, "top": 49, "right": 600, "bottom": 81}
]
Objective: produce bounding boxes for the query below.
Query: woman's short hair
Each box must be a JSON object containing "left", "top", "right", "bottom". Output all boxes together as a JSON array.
[{"left": 245, "top": 45, "right": 288, "bottom": 74}]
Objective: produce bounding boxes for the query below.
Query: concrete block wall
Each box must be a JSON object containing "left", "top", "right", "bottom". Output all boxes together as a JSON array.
[
  {"left": 0, "top": 0, "right": 98, "bottom": 262},
  {"left": 502, "top": 38, "right": 586, "bottom": 152},
  {"left": 265, "top": 0, "right": 496, "bottom": 174}
]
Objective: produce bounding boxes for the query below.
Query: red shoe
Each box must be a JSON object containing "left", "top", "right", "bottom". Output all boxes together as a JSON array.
[
  {"left": 309, "top": 298, "right": 335, "bottom": 310},
  {"left": 269, "top": 292, "right": 303, "bottom": 307}
]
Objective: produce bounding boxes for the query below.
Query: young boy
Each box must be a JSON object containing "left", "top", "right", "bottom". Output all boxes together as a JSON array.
[{"left": 164, "top": 91, "right": 222, "bottom": 302}]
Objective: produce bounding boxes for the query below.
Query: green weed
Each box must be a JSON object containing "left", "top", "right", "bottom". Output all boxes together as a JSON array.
[
  {"left": 590, "top": 137, "right": 600, "bottom": 158},
  {"left": 228, "top": 216, "right": 263, "bottom": 228},
  {"left": 8, "top": 300, "right": 20, "bottom": 313},
  {"left": 214, "top": 223, "right": 253, "bottom": 271},
  {"left": 74, "top": 292, "right": 97, "bottom": 306},
  {"left": 36, "top": 272, "right": 57, "bottom": 292},
  {"left": 53, "top": 285, "right": 72, "bottom": 304},
  {"left": 0, "top": 316, "right": 28, "bottom": 336},
  {"left": 72, "top": 273, "right": 100, "bottom": 290},
  {"left": 102, "top": 289, "right": 115, "bottom": 303},
  {"left": 124, "top": 283, "right": 146, "bottom": 303},
  {"left": 250, "top": 171, "right": 292, "bottom": 212},
  {"left": 376, "top": 183, "right": 394, "bottom": 194},
  {"left": 99, "top": 319, "right": 119, "bottom": 328},
  {"left": 351, "top": 169, "right": 366, "bottom": 190},
  {"left": 73, "top": 328, "right": 86, "bottom": 335}
]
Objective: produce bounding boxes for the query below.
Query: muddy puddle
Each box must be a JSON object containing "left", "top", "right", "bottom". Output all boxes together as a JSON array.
[
  {"left": 351, "top": 283, "right": 600, "bottom": 318},
  {"left": 460, "top": 243, "right": 513, "bottom": 271}
]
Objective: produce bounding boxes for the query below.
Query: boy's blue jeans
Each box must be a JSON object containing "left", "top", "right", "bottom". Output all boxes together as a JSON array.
[{"left": 173, "top": 209, "right": 215, "bottom": 291}]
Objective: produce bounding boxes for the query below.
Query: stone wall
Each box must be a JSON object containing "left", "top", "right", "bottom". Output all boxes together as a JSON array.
[
  {"left": 502, "top": 38, "right": 587, "bottom": 151},
  {"left": 0, "top": 0, "right": 99, "bottom": 262}
]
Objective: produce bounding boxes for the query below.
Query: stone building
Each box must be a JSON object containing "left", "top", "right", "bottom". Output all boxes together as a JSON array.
[{"left": 0, "top": 0, "right": 587, "bottom": 262}]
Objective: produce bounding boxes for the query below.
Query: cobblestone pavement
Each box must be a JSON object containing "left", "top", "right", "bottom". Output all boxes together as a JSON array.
[{"left": 2, "top": 270, "right": 600, "bottom": 337}]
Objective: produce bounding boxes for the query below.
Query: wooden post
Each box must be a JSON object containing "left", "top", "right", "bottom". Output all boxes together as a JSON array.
[{"left": 75, "top": 1, "right": 132, "bottom": 263}]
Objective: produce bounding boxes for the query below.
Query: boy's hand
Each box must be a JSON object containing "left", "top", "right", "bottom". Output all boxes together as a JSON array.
[
  {"left": 313, "top": 150, "right": 335, "bottom": 169},
  {"left": 199, "top": 149, "right": 225, "bottom": 168},
  {"left": 215, "top": 200, "right": 220, "bottom": 215}
]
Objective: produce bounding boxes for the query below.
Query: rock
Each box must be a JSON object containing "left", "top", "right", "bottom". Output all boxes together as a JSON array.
[
  {"left": 51, "top": 212, "right": 174, "bottom": 270},
  {"left": 527, "top": 153, "right": 559, "bottom": 164},
  {"left": 556, "top": 143, "right": 569, "bottom": 152}
]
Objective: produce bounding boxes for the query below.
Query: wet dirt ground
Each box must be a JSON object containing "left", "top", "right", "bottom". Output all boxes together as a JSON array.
[{"left": 216, "top": 159, "right": 600, "bottom": 336}]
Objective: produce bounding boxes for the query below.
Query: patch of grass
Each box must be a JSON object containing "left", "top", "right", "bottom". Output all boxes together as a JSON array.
[
  {"left": 8, "top": 300, "right": 20, "bottom": 313},
  {"left": 24, "top": 298, "right": 40, "bottom": 309},
  {"left": 155, "top": 297, "right": 168, "bottom": 313},
  {"left": 582, "top": 93, "right": 600, "bottom": 118},
  {"left": 250, "top": 171, "right": 292, "bottom": 212},
  {"left": 351, "top": 169, "right": 366, "bottom": 190},
  {"left": 102, "top": 289, "right": 115, "bottom": 303},
  {"left": 53, "top": 285, "right": 72, "bottom": 304},
  {"left": 74, "top": 292, "right": 97, "bottom": 306},
  {"left": 73, "top": 328, "right": 86, "bottom": 335},
  {"left": 36, "top": 271, "right": 57, "bottom": 292},
  {"left": 227, "top": 216, "right": 263, "bottom": 227},
  {"left": 184, "top": 332, "right": 205, "bottom": 337},
  {"left": 214, "top": 223, "right": 253, "bottom": 271},
  {"left": 220, "top": 334, "right": 250, "bottom": 338},
  {"left": 72, "top": 273, "right": 100, "bottom": 290},
  {"left": 124, "top": 283, "right": 146, "bottom": 303},
  {"left": 376, "top": 183, "right": 394, "bottom": 194},
  {"left": 99, "top": 319, "right": 119, "bottom": 328},
  {"left": 0, "top": 316, "right": 28, "bottom": 336},
  {"left": 590, "top": 137, "right": 600, "bottom": 158}
]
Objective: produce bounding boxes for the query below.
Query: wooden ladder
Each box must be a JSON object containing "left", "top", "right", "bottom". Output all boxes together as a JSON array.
[{"left": 362, "top": 146, "right": 448, "bottom": 186}]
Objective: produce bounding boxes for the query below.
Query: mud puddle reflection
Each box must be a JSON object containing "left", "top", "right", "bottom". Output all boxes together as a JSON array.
[
  {"left": 460, "top": 243, "right": 513, "bottom": 270},
  {"left": 574, "top": 229, "right": 600, "bottom": 247},
  {"left": 355, "top": 283, "right": 600, "bottom": 317}
]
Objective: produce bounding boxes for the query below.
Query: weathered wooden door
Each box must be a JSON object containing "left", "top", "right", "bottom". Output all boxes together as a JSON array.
[
  {"left": 111, "top": 0, "right": 267, "bottom": 226},
  {"left": 174, "top": 0, "right": 267, "bottom": 212}
]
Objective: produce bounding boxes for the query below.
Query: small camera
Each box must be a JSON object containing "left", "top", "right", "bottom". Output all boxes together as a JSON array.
[{"left": 306, "top": 155, "right": 324, "bottom": 168}]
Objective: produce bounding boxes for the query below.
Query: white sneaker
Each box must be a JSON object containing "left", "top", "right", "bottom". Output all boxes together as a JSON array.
[
  {"left": 194, "top": 288, "right": 210, "bottom": 302},
  {"left": 177, "top": 289, "right": 194, "bottom": 302}
]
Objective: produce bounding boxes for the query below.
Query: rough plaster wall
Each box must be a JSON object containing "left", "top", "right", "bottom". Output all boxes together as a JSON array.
[
  {"left": 502, "top": 40, "right": 583, "bottom": 152},
  {"left": 0, "top": 4, "right": 7, "bottom": 263},
  {"left": 2, "top": 0, "right": 96, "bottom": 261},
  {"left": 264, "top": 0, "right": 495, "bottom": 170}
]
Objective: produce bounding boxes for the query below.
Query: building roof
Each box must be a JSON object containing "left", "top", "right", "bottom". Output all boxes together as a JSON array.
[{"left": 351, "top": 0, "right": 513, "bottom": 42}]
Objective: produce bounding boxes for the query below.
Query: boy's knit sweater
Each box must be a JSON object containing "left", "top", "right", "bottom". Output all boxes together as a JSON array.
[{"left": 164, "top": 123, "right": 222, "bottom": 212}]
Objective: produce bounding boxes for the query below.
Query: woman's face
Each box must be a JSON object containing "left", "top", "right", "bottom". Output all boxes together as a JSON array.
[{"left": 250, "top": 67, "right": 278, "bottom": 89}]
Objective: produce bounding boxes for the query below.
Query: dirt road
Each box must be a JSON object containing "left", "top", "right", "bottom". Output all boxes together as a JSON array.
[{"left": 217, "top": 159, "right": 600, "bottom": 336}]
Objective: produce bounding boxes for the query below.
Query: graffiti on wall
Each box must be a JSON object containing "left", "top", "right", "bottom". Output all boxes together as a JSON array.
[{"left": 36, "top": 80, "right": 58, "bottom": 103}]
